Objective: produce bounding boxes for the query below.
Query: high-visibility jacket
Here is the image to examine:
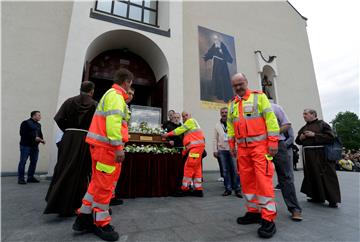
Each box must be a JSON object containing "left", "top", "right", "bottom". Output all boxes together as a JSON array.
[
  {"left": 86, "top": 84, "right": 129, "bottom": 151},
  {"left": 121, "top": 105, "right": 131, "bottom": 143},
  {"left": 227, "top": 89, "right": 279, "bottom": 149},
  {"left": 167, "top": 118, "right": 205, "bottom": 151}
]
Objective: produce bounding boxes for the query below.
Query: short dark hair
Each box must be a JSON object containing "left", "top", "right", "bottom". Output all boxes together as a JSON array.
[
  {"left": 304, "top": 108, "right": 318, "bottom": 118},
  {"left": 114, "top": 68, "right": 134, "bottom": 85},
  {"left": 80, "top": 81, "right": 95, "bottom": 93},
  {"left": 31, "top": 111, "right": 40, "bottom": 117},
  {"left": 220, "top": 107, "right": 227, "bottom": 112}
]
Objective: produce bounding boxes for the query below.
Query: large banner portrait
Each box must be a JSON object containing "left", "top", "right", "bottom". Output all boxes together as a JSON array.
[{"left": 198, "top": 26, "right": 237, "bottom": 109}]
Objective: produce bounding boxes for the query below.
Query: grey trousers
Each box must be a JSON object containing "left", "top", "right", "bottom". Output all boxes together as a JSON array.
[{"left": 274, "top": 141, "right": 302, "bottom": 213}]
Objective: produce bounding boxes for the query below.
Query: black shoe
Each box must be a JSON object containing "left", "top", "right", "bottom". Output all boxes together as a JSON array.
[
  {"left": 237, "top": 212, "right": 261, "bottom": 225},
  {"left": 307, "top": 198, "right": 325, "bottom": 203},
  {"left": 328, "top": 202, "right": 338, "bottom": 208},
  {"left": 27, "top": 177, "right": 40, "bottom": 183},
  {"left": 94, "top": 224, "right": 119, "bottom": 241},
  {"left": 110, "top": 198, "right": 123, "bottom": 206},
  {"left": 72, "top": 214, "right": 94, "bottom": 233},
  {"left": 222, "top": 190, "right": 232, "bottom": 196},
  {"left": 257, "top": 219, "right": 276, "bottom": 238},
  {"left": 18, "top": 179, "right": 26, "bottom": 185},
  {"left": 274, "top": 184, "right": 281, "bottom": 191},
  {"left": 191, "top": 190, "right": 204, "bottom": 197},
  {"left": 235, "top": 191, "right": 243, "bottom": 198},
  {"left": 172, "top": 190, "right": 186, "bottom": 197}
]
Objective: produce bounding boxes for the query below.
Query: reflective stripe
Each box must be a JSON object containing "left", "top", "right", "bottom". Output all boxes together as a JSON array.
[
  {"left": 79, "top": 204, "right": 92, "bottom": 214},
  {"left": 194, "top": 178, "right": 202, "bottom": 182},
  {"left": 253, "top": 94, "right": 259, "bottom": 115},
  {"left": 184, "top": 129, "right": 201, "bottom": 135},
  {"left": 95, "top": 211, "right": 111, "bottom": 221},
  {"left": 189, "top": 152, "right": 200, "bottom": 158},
  {"left": 182, "top": 124, "right": 189, "bottom": 130},
  {"left": 230, "top": 101, "right": 235, "bottom": 114},
  {"left": 122, "top": 120, "right": 128, "bottom": 125},
  {"left": 182, "top": 182, "right": 189, "bottom": 187},
  {"left": 192, "top": 119, "right": 201, "bottom": 129},
  {"left": 185, "top": 140, "right": 205, "bottom": 149},
  {"left": 236, "top": 134, "right": 267, "bottom": 144},
  {"left": 268, "top": 131, "right": 279, "bottom": 136},
  {"left": 246, "top": 202, "right": 259, "bottom": 209},
  {"left": 96, "top": 162, "right": 116, "bottom": 174},
  {"left": 244, "top": 193, "right": 257, "bottom": 201},
  {"left": 101, "top": 89, "right": 113, "bottom": 111},
  {"left": 232, "top": 117, "right": 240, "bottom": 122},
  {"left": 258, "top": 195, "right": 273, "bottom": 204},
  {"left": 183, "top": 177, "right": 192, "bottom": 182},
  {"left": 93, "top": 202, "right": 110, "bottom": 211},
  {"left": 95, "top": 109, "right": 126, "bottom": 118},
  {"left": 262, "top": 107, "right": 272, "bottom": 115},
  {"left": 109, "top": 139, "right": 124, "bottom": 146},
  {"left": 83, "top": 192, "right": 93, "bottom": 202},
  {"left": 259, "top": 202, "right": 276, "bottom": 212},
  {"left": 87, "top": 132, "right": 124, "bottom": 146},
  {"left": 194, "top": 183, "right": 202, "bottom": 188}
]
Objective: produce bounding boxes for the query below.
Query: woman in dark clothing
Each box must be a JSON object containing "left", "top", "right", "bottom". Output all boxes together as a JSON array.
[{"left": 295, "top": 109, "right": 341, "bottom": 208}]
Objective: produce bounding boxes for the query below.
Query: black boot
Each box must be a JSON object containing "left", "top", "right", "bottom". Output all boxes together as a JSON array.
[
  {"left": 236, "top": 212, "right": 261, "bottom": 225},
  {"left": 110, "top": 198, "right": 124, "bottom": 206},
  {"left": 72, "top": 214, "right": 94, "bottom": 232},
  {"left": 191, "top": 190, "right": 204, "bottom": 197},
  {"left": 257, "top": 219, "right": 276, "bottom": 238},
  {"left": 94, "top": 224, "right": 119, "bottom": 241}
]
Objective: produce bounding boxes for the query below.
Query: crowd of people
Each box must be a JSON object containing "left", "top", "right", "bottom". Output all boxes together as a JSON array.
[
  {"left": 337, "top": 149, "right": 360, "bottom": 172},
  {"left": 16, "top": 68, "right": 345, "bottom": 241}
]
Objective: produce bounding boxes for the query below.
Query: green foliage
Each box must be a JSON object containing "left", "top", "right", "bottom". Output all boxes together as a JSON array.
[{"left": 331, "top": 111, "right": 360, "bottom": 150}]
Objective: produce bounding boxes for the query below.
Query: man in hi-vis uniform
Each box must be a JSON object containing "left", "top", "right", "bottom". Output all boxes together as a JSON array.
[
  {"left": 227, "top": 73, "right": 279, "bottom": 238},
  {"left": 162, "top": 111, "right": 206, "bottom": 197},
  {"left": 72, "top": 68, "right": 133, "bottom": 242}
]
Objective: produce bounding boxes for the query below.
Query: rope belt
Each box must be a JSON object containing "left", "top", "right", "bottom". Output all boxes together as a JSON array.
[{"left": 65, "top": 128, "right": 88, "bottom": 133}]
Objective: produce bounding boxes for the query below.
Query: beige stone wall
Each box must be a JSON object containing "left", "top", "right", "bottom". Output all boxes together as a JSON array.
[
  {"left": 2, "top": 2, "right": 73, "bottom": 173},
  {"left": 183, "top": 1, "right": 321, "bottom": 170}
]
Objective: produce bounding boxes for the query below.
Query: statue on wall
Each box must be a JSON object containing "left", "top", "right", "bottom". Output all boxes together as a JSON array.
[{"left": 262, "top": 75, "right": 273, "bottom": 100}]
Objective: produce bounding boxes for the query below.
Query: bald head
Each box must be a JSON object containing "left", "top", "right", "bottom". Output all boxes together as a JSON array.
[
  {"left": 231, "top": 73, "right": 248, "bottom": 97},
  {"left": 181, "top": 111, "right": 191, "bottom": 122}
]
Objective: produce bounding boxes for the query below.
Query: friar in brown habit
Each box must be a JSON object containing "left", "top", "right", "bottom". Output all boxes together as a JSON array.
[
  {"left": 44, "top": 81, "right": 97, "bottom": 216},
  {"left": 295, "top": 109, "right": 341, "bottom": 208}
]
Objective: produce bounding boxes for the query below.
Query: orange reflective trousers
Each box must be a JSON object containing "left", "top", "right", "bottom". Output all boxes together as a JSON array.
[
  {"left": 181, "top": 146, "right": 205, "bottom": 191},
  {"left": 78, "top": 146, "right": 122, "bottom": 227},
  {"left": 237, "top": 142, "right": 276, "bottom": 222}
]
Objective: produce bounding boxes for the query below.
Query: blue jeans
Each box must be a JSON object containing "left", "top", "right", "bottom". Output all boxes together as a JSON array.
[
  {"left": 218, "top": 150, "right": 241, "bottom": 191},
  {"left": 18, "top": 145, "right": 39, "bottom": 181}
]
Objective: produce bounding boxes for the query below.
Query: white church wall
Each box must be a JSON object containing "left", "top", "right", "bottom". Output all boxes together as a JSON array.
[
  {"left": 2, "top": 2, "right": 74, "bottom": 173},
  {"left": 183, "top": 1, "right": 322, "bottom": 171}
]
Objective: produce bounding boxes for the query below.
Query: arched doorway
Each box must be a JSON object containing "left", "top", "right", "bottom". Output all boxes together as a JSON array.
[
  {"left": 82, "top": 30, "right": 169, "bottom": 121},
  {"left": 261, "top": 65, "right": 277, "bottom": 102}
]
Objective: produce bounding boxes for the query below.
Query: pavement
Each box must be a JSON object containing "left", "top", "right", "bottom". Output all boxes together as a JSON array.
[{"left": 1, "top": 171, "right": 359, "bottom": 242}]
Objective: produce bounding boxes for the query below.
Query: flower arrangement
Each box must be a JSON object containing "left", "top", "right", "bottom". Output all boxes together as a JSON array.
[
  {"left": 129, "top": 121, "right": 166, "bottom": 135},
  {"left": 125, "top": 144, "right": 180, "bottom": 154}
]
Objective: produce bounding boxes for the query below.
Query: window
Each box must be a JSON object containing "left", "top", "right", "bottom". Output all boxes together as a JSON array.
[{"left": 95, "top": 0, "right": 158, "bottom": 26}]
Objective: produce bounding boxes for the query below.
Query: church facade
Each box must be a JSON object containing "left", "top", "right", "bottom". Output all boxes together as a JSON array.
[{"left": 2, "top": 1, "right": 322, "bottom": 174}]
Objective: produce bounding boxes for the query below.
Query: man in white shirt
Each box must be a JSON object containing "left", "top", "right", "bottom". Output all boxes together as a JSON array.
[{"left": 213, "top": 107, "right": 242, "bottom": 197}]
